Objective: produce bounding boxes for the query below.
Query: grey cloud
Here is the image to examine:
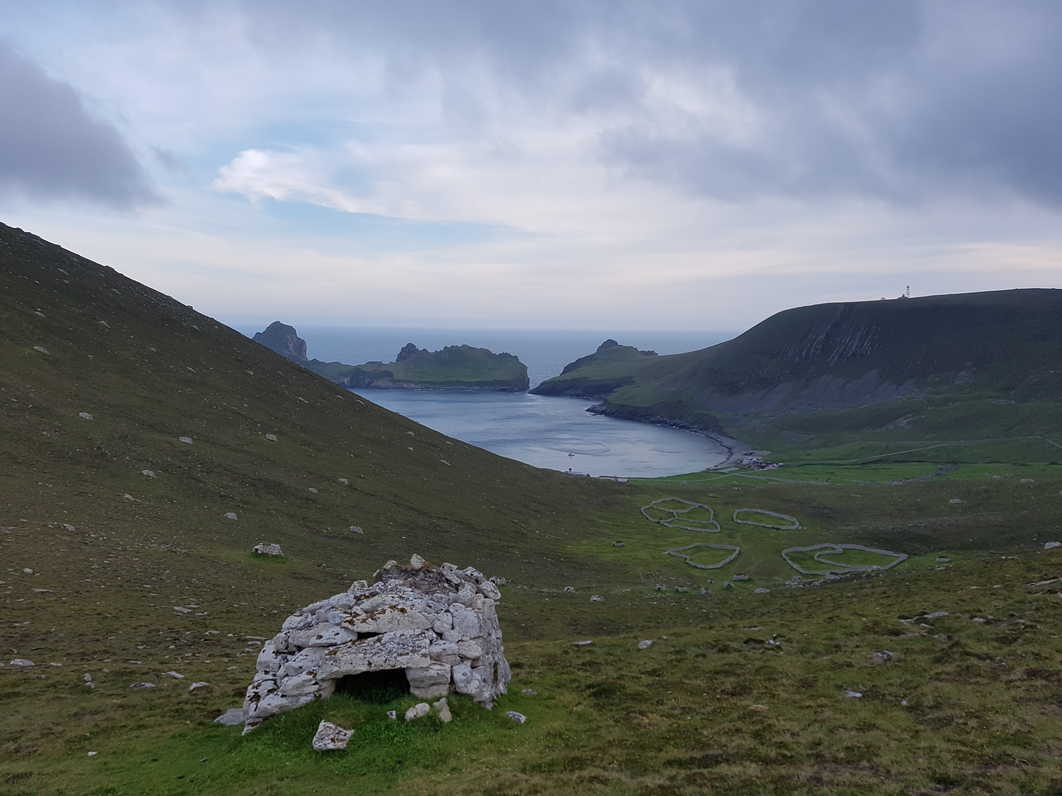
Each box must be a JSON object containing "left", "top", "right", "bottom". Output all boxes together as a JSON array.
[
  {"left": 0, "top": 41, "right": 155, "bottom": 207},
  {"left": 199, "top": 0, "right": 1062, "bottom": 206}
]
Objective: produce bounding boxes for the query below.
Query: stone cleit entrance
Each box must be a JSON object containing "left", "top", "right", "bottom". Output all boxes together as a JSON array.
[{"left": 334, "top": 668, "right": 410, "bottom": 703}]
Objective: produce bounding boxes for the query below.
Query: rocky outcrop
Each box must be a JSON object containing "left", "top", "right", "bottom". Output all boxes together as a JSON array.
[
  {"left": 241, "top": 555, "right": 510, "bottom": 732},
  {"left": 530, "top": 339, "right": 658, "bottom": 398},
  {"left": 331, "top": 344, "right": 530, "bottom": 391},
  {"left": 253, "top": 322, "right": 308, "bottom": 362}
]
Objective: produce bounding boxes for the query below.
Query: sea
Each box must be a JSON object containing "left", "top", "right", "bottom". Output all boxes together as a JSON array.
[{"left": 235, "top": 325, "right": 735, "bottom": 478}]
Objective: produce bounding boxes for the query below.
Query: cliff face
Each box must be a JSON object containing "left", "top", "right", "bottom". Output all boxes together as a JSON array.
[
  {"left": 253, "top": 322, "right": 308, "bottom": 362},
  {"left": 534, "top": 290, "right": 1062, "bottom": 434}
]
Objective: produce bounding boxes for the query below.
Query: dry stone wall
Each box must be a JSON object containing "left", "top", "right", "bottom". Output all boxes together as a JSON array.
[{"left": 242, "top": 555, "right": 509, "bottom": 732}]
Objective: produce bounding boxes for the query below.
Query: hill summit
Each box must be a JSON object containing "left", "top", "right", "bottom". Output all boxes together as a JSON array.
[{"left": 534, "top": 289, "right": 1062, "bottom": 437}]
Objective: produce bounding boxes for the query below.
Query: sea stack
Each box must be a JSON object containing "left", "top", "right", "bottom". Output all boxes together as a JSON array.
[{"left": 253, "top": 322, "right": 308, "bottom": 362}]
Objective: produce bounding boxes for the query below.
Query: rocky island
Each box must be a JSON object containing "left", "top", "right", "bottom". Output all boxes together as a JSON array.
[
  {"left": 252, "top": 321, "right": 308, "bottom": 362},
  {"left": 252, "top": 322, "right": 529, "bottom": 392}
]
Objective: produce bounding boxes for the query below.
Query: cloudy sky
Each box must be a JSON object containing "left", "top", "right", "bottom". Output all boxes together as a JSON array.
[{"left": 1, "top": 1, "right": 1060, "bottom": 331}]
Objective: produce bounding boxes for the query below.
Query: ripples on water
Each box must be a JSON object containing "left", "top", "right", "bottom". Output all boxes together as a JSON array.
[{"left": 352, "top": 389, "right": 727, "bottom": 478}]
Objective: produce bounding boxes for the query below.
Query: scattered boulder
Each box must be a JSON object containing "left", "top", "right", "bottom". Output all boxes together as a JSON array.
[
  {"left": 224, "top": 512, "right": 238, "bottom": 521},
  {"left": 350, "top": 526, "right": 364, "bottom": 534},
  {"left": 506, "top": 711, "right": 527, "bottom": 724},
  {"left": 141, "top": 470, "right": 156, "bottom": 478},
  {"left": 868, "top": 650, "right": 895, "bottom": 665},
  {"left": 337, "top": 478, "right": 350, "bottom": 486},
  {"left": 589, "top": 595, "right": 604, "bottom": 602},
  {"left": 214, "top": 708, "right": 245, "bottom": 726},
  {"left": 9, "top": 659, "right": 34, "bottom": 667},
  {"left": 433, "top": 697, "right": 452, "bottom": 723},
  {"left": 843, "top": 690, "right": 864, "bottom": 699},
  {"left": 1044, "top": 541, "right": 1061, "bottom": 550},
  {"left": 562, "top": 586, "right": 575, "bottom": 593},
  {"left": 948, "top": 498, "right": 963, "bottom": 505},
  {"left": 83, "top": 673, "right": 94, "bottom": 688},
  {"left": 521, "top": 689, "right": 537, "bottom": 696},
  {"left": 572, "top": 640, "right": 594, "bottom": 647},
  {"left": 161, "top": 671, "right": 185, "bottom": 679},
  {"left": 240, "top": 555, "right": 510, "bottom": 732},
  {"left": 753, "top": 587, "right": 771, "bottom": 594},
  {"left": 61, "top": 523, "right": 76, "bottom": 532},
  {"left": 637, "top": 640, "right": 654, "bottom": 650},
  {"left": 405, "top": 702, "right": 431, "bottom": 722},
  {"left": 177, "top": 436, "right": 193, "bottom": 445},
  {"left": 386, "top": 710, "right": 397, "bottom": 721},
  {"left": 78, "top": 411, "right": 94, "bottom": 421},
  {"left": 252, "top": 543, "right": 284, "bottom": 557},
  {"left": 312, "top": 720, "right": 353, "bottom": 751},
  {"left": 732, "top": 574, "right": 751, "bottom": 582},
  {"left": 264, "top": 433, "right": 278, "bottom": 442},
  {"left": 188, "top": 682, "right": 210, "bottom": 692},
  {"left": 129, "top": 682, "right": 156, "bottom": 690}
]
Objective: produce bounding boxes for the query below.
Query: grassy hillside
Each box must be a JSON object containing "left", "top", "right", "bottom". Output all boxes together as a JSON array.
[
  {"left": 533, "top": 290, "right": 1062, "bottom": 442},
  {"left": 2, "top": 222, "right": 1061, "bottom": 793},
  {"left": 530, "top": 339, "right": 659, "bottom": 396}
]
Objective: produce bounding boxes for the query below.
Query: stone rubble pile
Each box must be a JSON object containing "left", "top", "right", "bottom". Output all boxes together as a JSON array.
[{"left": 241, "top": 555, "right": 510, "bottom": 732}]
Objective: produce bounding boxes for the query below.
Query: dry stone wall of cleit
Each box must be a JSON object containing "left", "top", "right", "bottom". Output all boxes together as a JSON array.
[
  {"left": 733, "top": 508, "right": 801, "bottom": 530},
  {"left": 664, "top": 543, "right": 742, "bottom": 570},
  {"left": 642, "top": 498, "right": 908, "bottom": 578},
  {"left": 641, "top": 497, "right": 736, "bottom": 570},
  {"left": 640, "top": 497, "right": 721, "bottom": 532},
  {"left": 780, "top": 543, "right": 908, "bottom": 576}
]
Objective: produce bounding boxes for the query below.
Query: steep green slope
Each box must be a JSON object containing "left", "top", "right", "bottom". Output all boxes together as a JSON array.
[
  {"left": 534, "top": 290, "right": 1062, "bottom": 440},
  {"left": 0, "top": 220, "right": 619, "bottom": 608}
]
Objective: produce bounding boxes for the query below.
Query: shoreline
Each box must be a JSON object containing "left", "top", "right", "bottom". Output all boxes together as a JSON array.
[{"left": 581, "top": 399, "right": 750, "bottom": 471}]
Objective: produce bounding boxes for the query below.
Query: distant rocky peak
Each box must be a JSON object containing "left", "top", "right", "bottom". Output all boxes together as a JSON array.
[
  {"left": 396, "top": 342, "right": 425, "bottom": 362},
  {"left": 253, "top": 321, "right": 308, "bottom": 362},
  {"left": 597, "top": 339, "right": 620, "bottom": 352}
]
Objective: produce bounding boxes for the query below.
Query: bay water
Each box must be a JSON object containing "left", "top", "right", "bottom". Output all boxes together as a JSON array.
[{"left": 236, "top": 325, "right": 735, "bottom": 477}]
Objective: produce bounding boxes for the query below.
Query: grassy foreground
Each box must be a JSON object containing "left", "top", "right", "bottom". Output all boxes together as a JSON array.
[
  {"left": 4, "top": 458, "right": 1062, "bottom": 794},
  {"left": 3, "top": 547, "right": 1060, "bottom": 794}
]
